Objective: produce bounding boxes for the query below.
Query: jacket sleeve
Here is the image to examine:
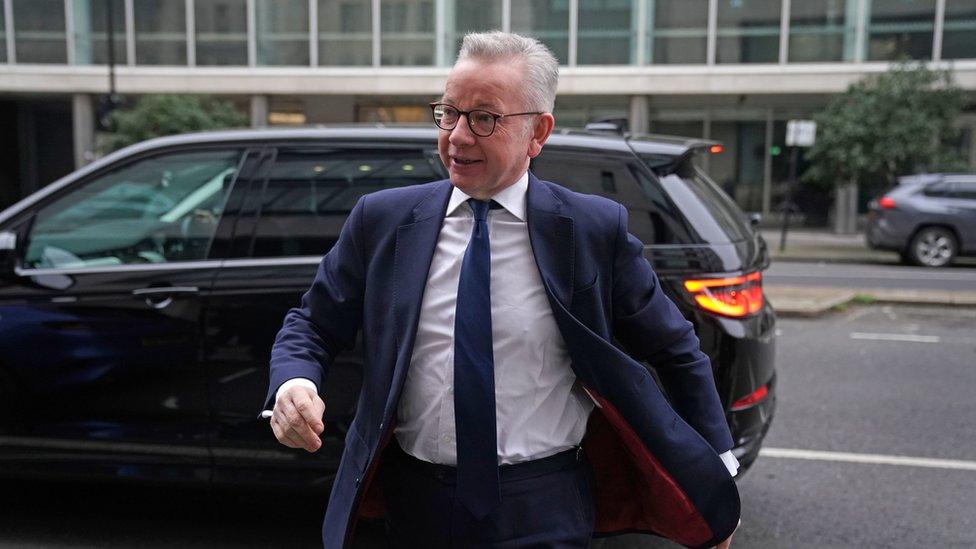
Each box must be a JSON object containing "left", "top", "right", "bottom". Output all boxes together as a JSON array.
[
  {"left": 259, "top": 196, "right": 368, "bottom": 413},
  {"left": 609, "top": 203, "right": 734, "bottom": 453}
]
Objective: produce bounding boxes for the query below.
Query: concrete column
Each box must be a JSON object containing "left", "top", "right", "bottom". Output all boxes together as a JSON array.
[
  {"left": 762, "top": 109, "right": 773, "bottom": 217},
  {"left": 833, "top": 180, "right": 859, "bottom": 234},
  {"left": 628, "top": 95, "right": 649, "bottom": 134},
  {"left": 968, "top": 124, "right": 976, "bottom": 166},
  {"left": 250, "top": 94, "right": 269, "bottom": 127},
  {"left": 72, "top": 94, "right": 96, "bottom": 169}
]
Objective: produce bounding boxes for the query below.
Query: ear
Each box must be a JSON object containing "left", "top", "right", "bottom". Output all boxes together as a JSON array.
[{"left": 526, "top": 113, "right": 555, "bottom": 159}]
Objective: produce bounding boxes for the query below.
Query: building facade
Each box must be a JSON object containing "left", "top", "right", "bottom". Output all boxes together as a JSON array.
[{"left": 1, "top": 0, "right": 975, "bottom": 226}]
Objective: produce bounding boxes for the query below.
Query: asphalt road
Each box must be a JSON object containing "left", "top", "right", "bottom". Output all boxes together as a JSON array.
[
  {"left": 765, "top": 260, "right": 976, "bottom": 292},
  {"left": 2, "top": 303, "right": 974, "bottom": 548}
]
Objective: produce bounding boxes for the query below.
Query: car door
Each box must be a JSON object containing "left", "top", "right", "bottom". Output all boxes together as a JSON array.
[
  {"left": 205, "top": 142, "right": 444, "bottom": 487},
  {"left": 0, "top": 146, "right": 255, "bottom": 483}
]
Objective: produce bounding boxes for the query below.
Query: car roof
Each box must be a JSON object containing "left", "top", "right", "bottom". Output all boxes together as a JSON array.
[
  {"left": 0, "top": 125, "right": 708, "bottom": 225},
  {"left": 107, "top": 124, "right": 705, "bottom": 157}
]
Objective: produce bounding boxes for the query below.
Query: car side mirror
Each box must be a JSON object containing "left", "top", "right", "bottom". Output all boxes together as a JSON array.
[
  {"left": 0, "top": 231, "right": 19, "bottom": 279},
  {"left": 748, "top": 213, "right": 762, "bottom": 227}
]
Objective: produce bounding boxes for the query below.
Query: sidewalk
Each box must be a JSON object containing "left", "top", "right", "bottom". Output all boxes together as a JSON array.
[
  {"left": 760, "top": 228, "right": 898, "bottom": 264},
  {"left": 758, "top": 228, "right": 976, "bottom": 317}
]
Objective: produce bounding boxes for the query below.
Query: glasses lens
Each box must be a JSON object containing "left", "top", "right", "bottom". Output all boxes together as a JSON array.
[
  {"left": 469, "top": 110, "right": 496, "bottom": 136},
  {"left": 433, "top": 105, "right": 459, "bottom": 129}
]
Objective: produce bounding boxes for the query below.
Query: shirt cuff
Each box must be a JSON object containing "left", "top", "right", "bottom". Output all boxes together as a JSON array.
[
  {"left": 259, "top": 377, "right": 319, "bottom": 419},
  {"left": 719, "top": 450, "right": 740, "bottom": 477}
]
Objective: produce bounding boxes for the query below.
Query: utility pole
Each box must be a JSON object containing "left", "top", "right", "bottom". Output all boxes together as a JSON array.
[{"left": 778, "top": 120, "right": 817, "bottom": 252}]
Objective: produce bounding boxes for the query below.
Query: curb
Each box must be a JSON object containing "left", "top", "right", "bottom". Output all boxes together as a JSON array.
[{"left": 767, "top": 285, "right": 976, "bottom": 318}]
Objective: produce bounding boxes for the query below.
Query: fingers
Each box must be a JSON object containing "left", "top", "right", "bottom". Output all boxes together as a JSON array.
[
  {"left": 271, "top": 387, "right": 326, "bottom": 452},
  {"left": 271, "top": 413, "right": 311, "bottom": 450},
  {"left": 279, "top": 398, "right": 322, "bottom": 452}
]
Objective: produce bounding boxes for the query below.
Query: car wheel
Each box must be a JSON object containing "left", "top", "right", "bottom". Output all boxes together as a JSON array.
[{"left": 907, "top": 227, "right": 957, "bottom": 267}]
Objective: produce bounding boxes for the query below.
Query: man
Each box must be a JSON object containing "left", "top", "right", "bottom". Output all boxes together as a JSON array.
[{"left": 262, "top": 31, "right": 740, "bottom": 548}]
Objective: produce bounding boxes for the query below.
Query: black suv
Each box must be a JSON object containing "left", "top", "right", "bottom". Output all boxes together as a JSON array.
[{"left": 0, "top": 127, "right": 776, "bottom": 488}]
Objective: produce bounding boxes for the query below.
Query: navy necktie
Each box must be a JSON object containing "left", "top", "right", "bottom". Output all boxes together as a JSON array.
[{"left": 454, "top": 198, "right": 501, "bottom": 519}]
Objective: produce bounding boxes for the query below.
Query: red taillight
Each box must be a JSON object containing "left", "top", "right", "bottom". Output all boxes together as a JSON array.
[
  {"left": 730, "top": 385, "right": 769, "bottom": 411},
  {"left": 879, "top": 196, "right": 896, "bottom": 209},
  {"left": 709, "top": 145, "right": 724, "bottom": 154},
  {"left": 683, "top": 271, "right": 763, "bottom": 318}
]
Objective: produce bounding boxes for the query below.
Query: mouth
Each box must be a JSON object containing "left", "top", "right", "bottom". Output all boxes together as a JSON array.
[{"left": 451, "top": 156, "right": 483, "bottom": 166}]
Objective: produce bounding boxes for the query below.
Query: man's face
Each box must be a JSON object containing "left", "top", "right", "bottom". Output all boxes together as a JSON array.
[{"left": 437, "top": 58, "right": 552, "bottom": 200}]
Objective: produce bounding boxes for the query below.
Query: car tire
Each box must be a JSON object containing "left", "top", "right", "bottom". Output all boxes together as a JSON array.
[{"left": 907, "top": 227, "right": 957, "bottom": 267}]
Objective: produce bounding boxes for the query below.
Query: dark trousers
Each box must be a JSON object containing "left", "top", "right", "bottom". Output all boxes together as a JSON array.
[{"left": 379, "top": 442, "right": 596, "bottom": 548}]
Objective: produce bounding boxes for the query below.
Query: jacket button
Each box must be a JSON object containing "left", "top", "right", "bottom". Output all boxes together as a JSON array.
[
  {"left": 355, "top": 476, "right": 361, "bottom": 486},
  {"left": 379, "top": 421, "right": 385, "bottom": 431}
]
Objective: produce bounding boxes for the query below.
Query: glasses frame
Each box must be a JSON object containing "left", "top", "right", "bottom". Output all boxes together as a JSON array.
[{"left": 429, "top": 102, "right": 544, "bottom": 137}]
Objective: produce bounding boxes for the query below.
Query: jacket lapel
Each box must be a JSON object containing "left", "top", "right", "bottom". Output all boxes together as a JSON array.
[
  {"left": 526, "top": 171, "right": 575, "bottom": 310},
  {"left": 387, "top": 180, "right": 453, "bottom": 414}
]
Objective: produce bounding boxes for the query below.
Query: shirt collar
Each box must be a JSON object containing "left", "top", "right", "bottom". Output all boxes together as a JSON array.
[{"left": 446, "top": 171, "right": 528, "bottom": 221}]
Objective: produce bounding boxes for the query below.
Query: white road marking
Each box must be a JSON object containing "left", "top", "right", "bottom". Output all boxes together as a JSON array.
[
  {"left": 849, "top": 332, "right": 940, "bottom": 343},
  {"left": 218, "top": 367, "right": 258, "bottom": 384},
  {"left": 760, "top": 448, "right": 976, "bottom": 472}
]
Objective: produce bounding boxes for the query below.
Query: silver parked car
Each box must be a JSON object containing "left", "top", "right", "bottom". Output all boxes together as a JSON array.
[{"left": 866, "top": 174, "right": 976, "bottom": 267}]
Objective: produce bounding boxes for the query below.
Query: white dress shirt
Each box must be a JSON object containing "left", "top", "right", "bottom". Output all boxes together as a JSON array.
[
  {"left": 271, "top": 171, "right": 739, "bottom": 476},
  {"left": 395, "top": 171, "right": 591, "bottom": 465}
]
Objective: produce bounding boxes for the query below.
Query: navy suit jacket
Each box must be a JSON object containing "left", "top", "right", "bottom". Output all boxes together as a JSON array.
[{"left": 263, "top": 172, "right": 740, "bottom": 548}]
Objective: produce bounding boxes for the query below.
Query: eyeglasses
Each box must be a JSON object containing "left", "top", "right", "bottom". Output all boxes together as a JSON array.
[{"left": 430, "top": 102, "right": 543, "bottom": 137}]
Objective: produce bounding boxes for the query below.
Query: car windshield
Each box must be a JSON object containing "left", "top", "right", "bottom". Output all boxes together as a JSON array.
[{"left": 641, "top": 154, "right": 753, "bottom": 243}]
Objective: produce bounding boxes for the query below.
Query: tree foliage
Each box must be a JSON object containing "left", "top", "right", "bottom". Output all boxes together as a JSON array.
[
  {"left": 102, "top": 94, "right": 247, "bottom": 152},
  {"left": 803, "top": 62, "right": 967, "bottom": 191}
]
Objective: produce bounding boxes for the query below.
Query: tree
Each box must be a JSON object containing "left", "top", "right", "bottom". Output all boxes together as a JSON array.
[
  {"left": 101, "top": 94, "right": 248, "bottom": 153},
  {"left": 803, "top": 62, "right": 967, "bottom": 192}
]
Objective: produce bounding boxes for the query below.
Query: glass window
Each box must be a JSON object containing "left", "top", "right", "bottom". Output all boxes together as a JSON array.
[
  {"left": 24, "top": 150, "right": 242, "bottom": 269},
  {"left": 531, "top": 150, "right": 693, "bottom": 245},
  {"left": 789, "top": 0, "right": 858, "bottom": 62},
  {"left": 716, "top": 0, "right": 781, "bottom": 64},
  {"left": 866, "top": 0, "right": 936, "bottom": 61},
  {"left": 195, "top": 0, "right": 248, "bottom": 66},
  {"left": 318, "top": 0, "right": 372, "bottom": 65},
  {"left": 256, "top": 0, "right": 308, "bottom": 65},
  {"left": 12, "top": 0, "right": 67, "bottom": 64},
  {"left": 708, "top": 120, "right": 767, "bottom": 211},
  {"left": 250, "top": 149, "right": 441, "bottom": 257},
  {"left": 552, "top": 95, "right": 629, "bottom": 127},
  {"left": 651, "top": 120, "right": 705, "bottom": 138},
  {"left": 648, "top": 0, "right": 709, "bottom": 64},
  {"left": 942, "top": 0, "right": 976, "bottom": 60},
  {"left": 511, "top": 0, "right": 570, "bottom": 65},
  {"left": 135, "top": 0, "right": 187, "bottom": 65},
  {"left": 446, "top": 0, "right": 502, "bottom": 63},
  {"left": 72, "top": 0, "right": 127, "bottom": 65},
  {"left": 0, "top": 2, "right": 7, "bottom": 63},
  {"left": 381, "top": 0, "right": 436, "bottom": 66},
  {"left": 578, "top": 0, "right": 635, "bottom": 65}
]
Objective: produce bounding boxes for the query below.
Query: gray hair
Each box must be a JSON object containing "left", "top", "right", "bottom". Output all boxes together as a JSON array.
[{"left": 456, "top": 31, "right": 559, "bottom": 113}]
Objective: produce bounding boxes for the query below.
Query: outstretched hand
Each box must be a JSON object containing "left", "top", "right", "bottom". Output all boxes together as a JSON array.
[{"left": 270, "top": 385, "right": 325, "bottom": 452}]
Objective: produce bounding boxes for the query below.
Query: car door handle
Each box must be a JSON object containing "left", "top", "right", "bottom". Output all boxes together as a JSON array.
[{"left": 132, "top": 286, "right": 199, "bottom": 309}]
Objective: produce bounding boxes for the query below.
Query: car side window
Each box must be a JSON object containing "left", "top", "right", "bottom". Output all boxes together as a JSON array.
[
  {"left": 950, "top": 180, "right": 976, "bottom": 200},
  {"left": 530, "top": 150, "right": 691, "bottom": 245},
  {"left": 923, "top": 182, "right": 953, "bottom": 198},
  {"left": 23, "top": 149, "right": 243, "bottom": 269},
  {"left": 249, "top": 148, "right": 441, "bottom": 258}
]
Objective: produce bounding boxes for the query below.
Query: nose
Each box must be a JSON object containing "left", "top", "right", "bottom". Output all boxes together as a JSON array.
[{"left": 448, "top": 113, "right": 477, "bottom": 147}]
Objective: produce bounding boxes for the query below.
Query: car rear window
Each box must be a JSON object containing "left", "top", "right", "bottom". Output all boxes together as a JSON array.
[
  {"left": 643, "top": 154, "right": 752, "bottom": 243},
  {"left": 530, "top": 149, "right": 695, "bottom": 245}
]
